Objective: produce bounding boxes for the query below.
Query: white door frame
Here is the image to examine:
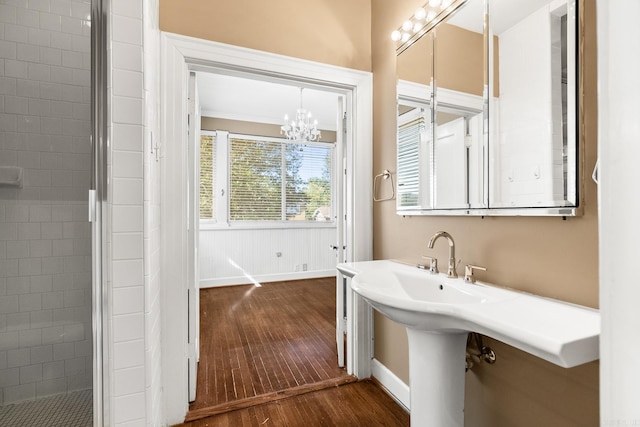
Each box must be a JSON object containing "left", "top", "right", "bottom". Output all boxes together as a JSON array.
[
  {"left": 160, "top": 32, "right": 373, "bottom": 425},
  {"left": 186, "top": 71, "right": 201, "bottom": 402}
]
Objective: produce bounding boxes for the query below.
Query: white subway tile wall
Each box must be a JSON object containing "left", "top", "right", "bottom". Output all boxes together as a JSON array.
[
  {"left": 110, "top": 0, "right": 162, "bottom": 424},
  {"left": 0, "top": 0, "right": 92, "bottom": 406},
  {"left": 2, "top": 0, "right": 161, "bottom": 422}
]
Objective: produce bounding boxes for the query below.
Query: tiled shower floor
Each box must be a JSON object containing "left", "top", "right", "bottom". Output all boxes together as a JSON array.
[{"left": 0, "top": 389, "right": 92, "bottom": 427}]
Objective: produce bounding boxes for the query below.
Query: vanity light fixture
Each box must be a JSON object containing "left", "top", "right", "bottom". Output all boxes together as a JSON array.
[
  {"left": 391, "top": 0, "right": 465, "bottom": 52},
  {"left": 281, "top": 87, "right": 321, "bottom": 143}
]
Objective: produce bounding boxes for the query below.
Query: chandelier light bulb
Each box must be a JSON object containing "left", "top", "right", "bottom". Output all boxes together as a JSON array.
[
  {"left": 402, "top": 20, "right": 413, "bottom": 31},
  {"left": 401, "top": 32, "right": 411, "bottom": 43},
  {"left": 429, "top": 0, "right": 442, "bottom": 7},
  {"left": 441, "top": 0, "right": 453, "bottom": 8},
  {"left": 426, "top": 11, "right": 437, "bottom": 21},
  {"left": 413, "top": 22, "right": 423, "bottom": 33},
  {"left": 414, "top": 7, "right": 427, "bottom": 20},
  {"left": 391, "top": 30, "right": 402, "bottom": 41}
]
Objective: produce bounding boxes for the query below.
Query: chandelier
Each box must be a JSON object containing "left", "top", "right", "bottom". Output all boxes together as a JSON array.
[{"left": 281, "top": 88, "right": 321, "bottom": 142}]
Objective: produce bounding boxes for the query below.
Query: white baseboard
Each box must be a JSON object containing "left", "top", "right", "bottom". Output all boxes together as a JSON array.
[
  {"left": 199, "top": 270, "right": 336, "bottom": 288},
  {"left": 371, "top": 358, "right": 410, "bottom": 411}
]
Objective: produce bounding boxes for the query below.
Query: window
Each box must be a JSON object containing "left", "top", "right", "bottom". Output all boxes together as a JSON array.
[
  {"left": 397, "top": 107, "right": 429, "bottom": 208},
  {"left": 199, "top": 133, "right": 215, "bottom": 219},
  {"left": 200, "top": 131, "right": 335, "bottom": 225}
]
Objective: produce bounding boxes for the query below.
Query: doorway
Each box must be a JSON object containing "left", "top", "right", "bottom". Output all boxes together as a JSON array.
[
  {"left": 160, "top": 32, "right": 372, "bottom": 425},
  {"left": 186, "top": 69, "right": 349, "bottom": 413},
  {"left": 192, "top": 71, "right": 347, "bottom": 288}
]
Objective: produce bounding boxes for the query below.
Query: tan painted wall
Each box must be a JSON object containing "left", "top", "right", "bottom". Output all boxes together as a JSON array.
[
  {"left": 397, "top": 32, "right": 433, "bottom": 85},
  {"left": 436, "top": 23, "right": 485, "bottom": 96},
  {"left": 159, "top": 0, "right": 371, "bottom": 72},
  {"left": 201, "top": 117, "right": 337, "bottom": 143},
  {"left": 372, "top": 0, "right": 599, "bottom": 425},
  {"left": 163, "top": 0, "right": 599, "bottom": 424},
  {"left": 397, "top": 24, "right": 499, "bottom": 95}
]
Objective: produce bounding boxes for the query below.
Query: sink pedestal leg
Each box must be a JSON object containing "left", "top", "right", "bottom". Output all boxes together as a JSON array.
[{"left": 406, "top": 329, "right": 467, "bottom": 427}]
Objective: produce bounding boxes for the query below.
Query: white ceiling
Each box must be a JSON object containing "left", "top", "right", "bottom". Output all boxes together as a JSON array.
[
  {"left": 196, "top": 72, "right": 343, "bottom": 131},
  {"left": 448, "top": 0, "right": 563, "bottom": 34}
]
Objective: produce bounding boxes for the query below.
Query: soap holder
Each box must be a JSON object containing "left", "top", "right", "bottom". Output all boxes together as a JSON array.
[{"left": 0, "top": 166, "right": 23, "bottom": 188}]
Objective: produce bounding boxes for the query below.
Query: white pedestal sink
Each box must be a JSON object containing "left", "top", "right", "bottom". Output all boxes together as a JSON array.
[
  {"left": 338, "top": 260, "right": 600, "bottom": 427},
  {"left": 407, "top": 330, "right": 467, "bottom": 426}
]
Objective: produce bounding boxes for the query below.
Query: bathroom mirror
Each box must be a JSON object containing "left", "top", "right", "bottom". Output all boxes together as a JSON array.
[
  {"left": 433, "top": 0, "right": 486, "bottom": 209},
  {"left": 397, "top": 32, "right": 434, "bottom": 211},
  {"left": 395, "top": 0, "right": 580, "bottom": 216},
  {"left": 489, "top": 0, "right": 577, "bottom": 210},
  {"left": 397, "top": 101, "right": 432, "bottom": 210}
]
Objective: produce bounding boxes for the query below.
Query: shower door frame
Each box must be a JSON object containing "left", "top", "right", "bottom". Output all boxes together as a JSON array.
[{"left": 91, "top": 0, "right": 109, "bottom": 425}]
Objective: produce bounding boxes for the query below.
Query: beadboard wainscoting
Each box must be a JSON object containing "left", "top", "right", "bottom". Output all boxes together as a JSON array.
[{"left": 199, "top": 226, "right": 338, "bottom": 287}]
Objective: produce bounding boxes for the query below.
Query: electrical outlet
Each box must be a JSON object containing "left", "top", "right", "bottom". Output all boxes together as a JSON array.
[{"left": 302, "top": 263, "right": 308, "bottom": 271}]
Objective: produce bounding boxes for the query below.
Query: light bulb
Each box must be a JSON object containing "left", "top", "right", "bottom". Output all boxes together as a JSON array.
[
  {"left": 441, "top": 0, "right": 452, "bottom": 8},
  {"left": 402, "top": 20, "right": 413, "bottom": 31},
  {"left": 428, "top": 0, "right": 441, "bottom": 7},
  {"left": 391, "top": 30, "right": 402, "bottom": 41},
  {"left": 401, "top": 32, "right": 411, "bottom": 43},
  {"left": 413, "top": 22, "right": 423, "bottom": 33},
  {"left": 414, "top": 7, "right": 427, "bottom": 20},
  {"left": 426, "top": 11, "right": 437, "bottom": 21}
]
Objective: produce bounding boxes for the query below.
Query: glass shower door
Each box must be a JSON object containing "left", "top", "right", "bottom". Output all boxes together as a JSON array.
[{"left": 0, "top": 0, "right": 99, "bottom": 425}]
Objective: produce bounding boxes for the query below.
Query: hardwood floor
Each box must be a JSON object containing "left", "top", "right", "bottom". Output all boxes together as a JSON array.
[
  {"left": 188, "top": 278, "right": 350, "bottom": 417},
  {"left": 176, "top": 379, "right": 409, "bottom": 427},
  {"left": 182, "top": 277, "right": 409, "bottom": 426}
]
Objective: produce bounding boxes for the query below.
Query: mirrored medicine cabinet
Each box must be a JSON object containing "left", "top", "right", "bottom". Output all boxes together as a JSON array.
[{"left": 396, "top": 0, "right": 581, "bottom": 216}]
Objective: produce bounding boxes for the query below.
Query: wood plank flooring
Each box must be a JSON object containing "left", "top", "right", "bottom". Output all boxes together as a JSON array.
[
  {"left": 188, "top": 277, "right": 352, "bottom": 418},
  {"left": 176, "top": 379, "right": 409, "bottom": 427},
  {"left": 183, "top": 277, "right": 409, "bottom": 426}
]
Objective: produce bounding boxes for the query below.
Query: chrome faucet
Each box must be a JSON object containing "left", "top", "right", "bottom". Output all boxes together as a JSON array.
[{"left": 427, "top": 231, "right": 457, "bottom": 278}]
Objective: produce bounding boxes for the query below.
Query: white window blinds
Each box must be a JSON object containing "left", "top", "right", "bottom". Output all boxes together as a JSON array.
[
  {"left": 397, "top": 110, "right": 427, "bottom": 207},
  {"left": 199, "top": 133, "right": 215, "bottom": 220},
  {"left": 229, "top": 138, "right": 283, "bottom": 221},
  {"left": 285, "top": 143, "right": 333, "bottom": 221},
  {"left": 228, "top": 136, "right": 334, "bottom": 222}
]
